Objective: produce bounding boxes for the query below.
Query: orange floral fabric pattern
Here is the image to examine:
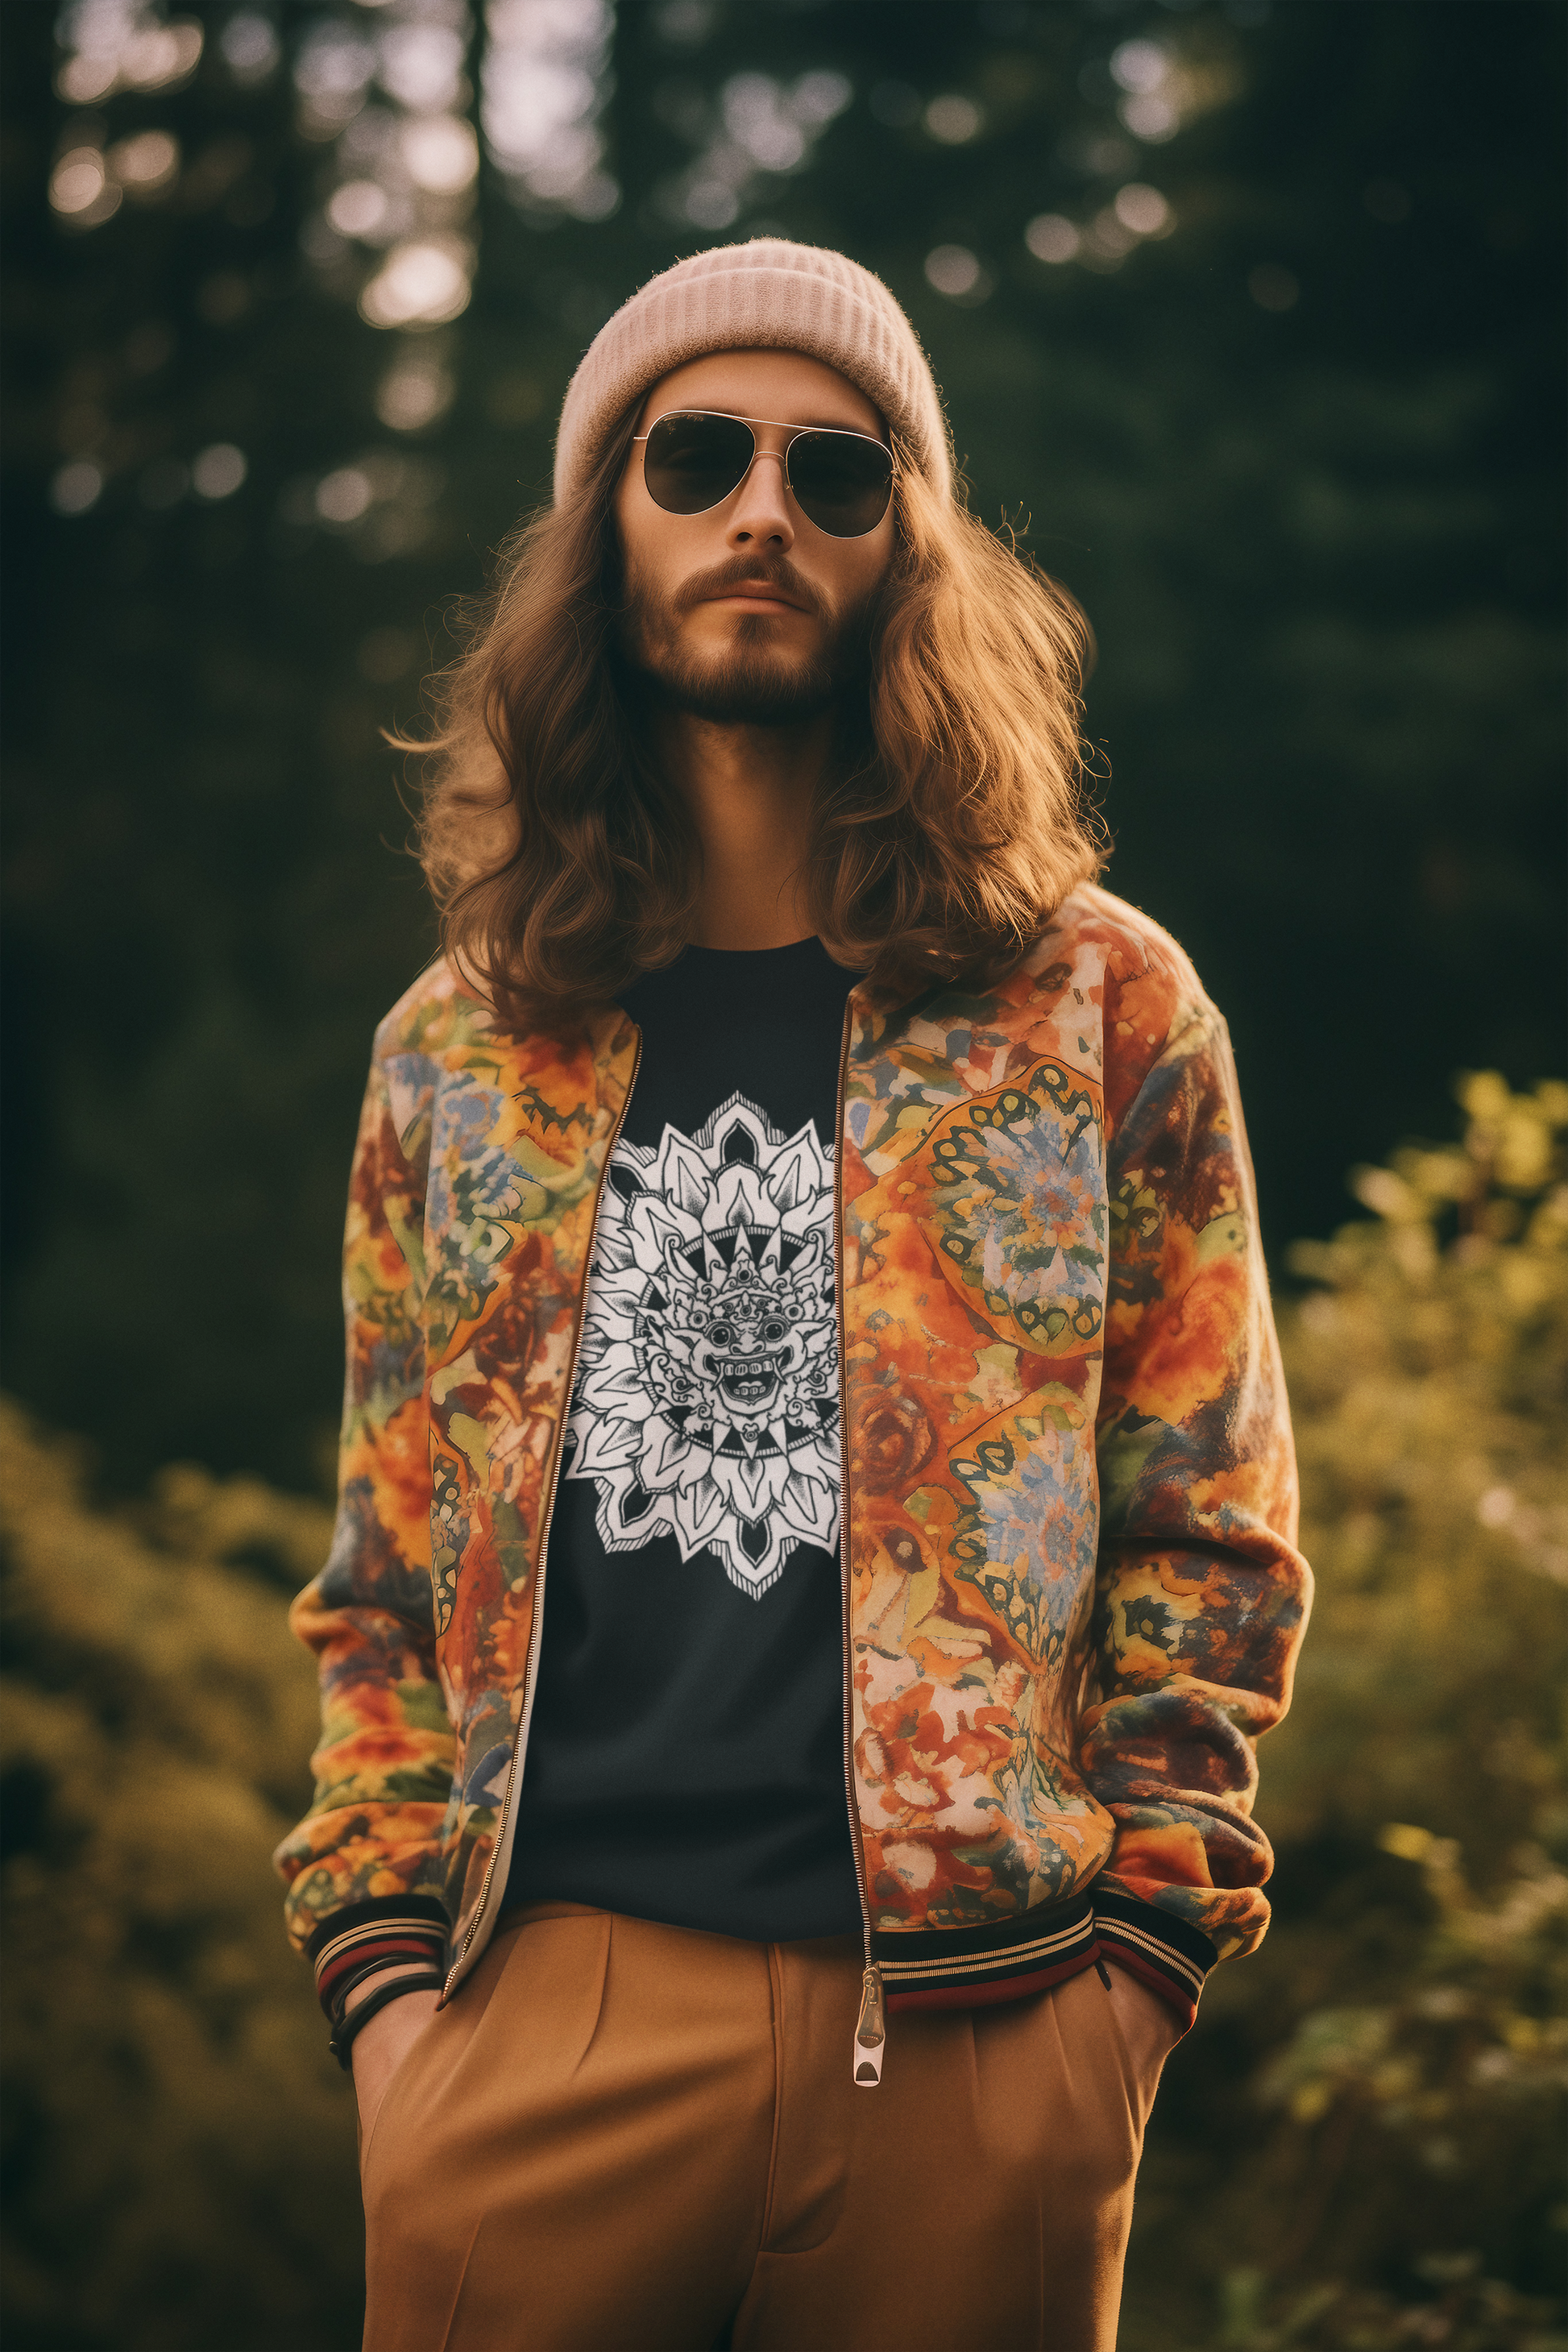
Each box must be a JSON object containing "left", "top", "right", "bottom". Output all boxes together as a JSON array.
[
  {"left": 276, "top": 971, "right": 637, "bottom": 1968},
  {"left": 841, "top": 887, "right": 1308, "bottom": 1963}
]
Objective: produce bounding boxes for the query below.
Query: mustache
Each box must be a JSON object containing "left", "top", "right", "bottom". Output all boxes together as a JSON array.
[{"left": 674, "top": 555, "right": 823, "bottom": 618}]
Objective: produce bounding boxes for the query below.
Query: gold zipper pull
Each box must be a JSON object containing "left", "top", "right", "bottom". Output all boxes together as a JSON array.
[{"left": 852, "top": 1964, "right": 886, "bottom": 2086}]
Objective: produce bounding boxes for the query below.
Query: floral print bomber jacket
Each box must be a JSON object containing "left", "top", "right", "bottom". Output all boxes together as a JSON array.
[{"left": 275, "top": 883, "right": 1311, "bottom": 2056}]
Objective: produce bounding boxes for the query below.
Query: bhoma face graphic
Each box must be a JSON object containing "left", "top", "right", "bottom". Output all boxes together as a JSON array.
[{"left": 565, "top": 1094, "right": 840, "bottom": 1597}]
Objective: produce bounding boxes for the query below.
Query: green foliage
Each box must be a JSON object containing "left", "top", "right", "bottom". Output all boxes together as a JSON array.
[
  {"left": 1123, "top": 1076, "right": 1568, "bottom": 2350},
  {"left": 0, "top": 1417, "right": 362, "bottom": 2351},
  {"left": 3, "top": 1081, "right": 1562, "bottom": 2347},
  {"left": 1267, "top": 1072, "right": 1568, "bottom": 1866}
]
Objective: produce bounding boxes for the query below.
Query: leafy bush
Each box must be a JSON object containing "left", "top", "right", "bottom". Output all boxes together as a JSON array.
[
  {"left": 1124, "top": 1076, "right": 1568, "bottom": 2350},
  {"left": 0, "top": 1423, "right": 362, "bottom": 2350},
  {"left": 2, "top": 1077, "right": 1563, "bottom": 2349}
]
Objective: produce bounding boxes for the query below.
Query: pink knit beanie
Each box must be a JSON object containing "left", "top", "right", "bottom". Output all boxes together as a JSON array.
[{"left": 553, "top": 239, "right": 952, "bottom": 507}]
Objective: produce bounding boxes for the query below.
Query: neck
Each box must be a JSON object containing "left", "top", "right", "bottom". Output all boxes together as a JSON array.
[{"left": 654, "top": 707, "right": 834, "bottom": 950}]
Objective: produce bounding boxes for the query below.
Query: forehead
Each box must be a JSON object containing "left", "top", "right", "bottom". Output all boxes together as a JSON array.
[{"left": 633, "top": 346, "right": 884, "bottom": 438}]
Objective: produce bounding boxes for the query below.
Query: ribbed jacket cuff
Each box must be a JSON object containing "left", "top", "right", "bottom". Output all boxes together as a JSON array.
[
  {"left": 305, "top": 1896, "right": 450, "bottom": 2019},
  {"left": 877, "top": 1890, "right": 1097, "bottom": 2011},
  {"left": 1092, "top": 1889, "right": 1216, "bottom": 2034}
]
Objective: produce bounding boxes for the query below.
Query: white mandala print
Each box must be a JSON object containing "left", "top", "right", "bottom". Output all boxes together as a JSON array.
[{"left": 565, "top": 1093, "right": 839, "bottom": 1599}]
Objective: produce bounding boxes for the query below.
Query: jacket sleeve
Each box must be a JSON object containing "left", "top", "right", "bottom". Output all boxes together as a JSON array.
[
  {"left": 272, "top": 1039, "right": 454, "bottom": 2018},
  {"left": 1082, "top": 1004, "right": 1312, "bottom": 2031}
]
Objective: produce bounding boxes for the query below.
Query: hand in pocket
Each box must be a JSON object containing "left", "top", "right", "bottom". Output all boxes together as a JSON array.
[
  {"left": 1101, "top": 1962, "right": 1182, "bottom": 2108},
  {"left": 354, "top": 1982, "right": 442, "bottom": 2155}
]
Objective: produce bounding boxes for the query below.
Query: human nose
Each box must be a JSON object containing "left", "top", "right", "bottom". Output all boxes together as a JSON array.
[{"left": 725, "top": 438, "right": 794, "bottom": 550}]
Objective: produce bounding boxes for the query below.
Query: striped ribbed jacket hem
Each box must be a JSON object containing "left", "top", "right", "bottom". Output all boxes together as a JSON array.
[
  {"left": 308, "top": 1883, "right": 1215, "bottom": 2038},
  {"left": 873, "top": 1886, "right": 1213, "bottom": 2034}
]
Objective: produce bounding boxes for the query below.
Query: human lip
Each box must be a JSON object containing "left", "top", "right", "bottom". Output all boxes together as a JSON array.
[{"left": 703, "top": 583, "right": 807, "bottom": 612}]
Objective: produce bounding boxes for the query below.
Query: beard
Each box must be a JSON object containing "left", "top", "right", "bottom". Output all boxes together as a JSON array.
[{"left": 616, "top": 556, "right": 876, "bottom": 727}]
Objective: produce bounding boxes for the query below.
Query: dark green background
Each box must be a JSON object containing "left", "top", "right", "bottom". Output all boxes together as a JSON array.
[{"left": 3, "top": 0, "right": 1563, "bottom": 1494}]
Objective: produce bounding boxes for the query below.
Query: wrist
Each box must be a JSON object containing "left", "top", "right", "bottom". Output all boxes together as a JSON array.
[
  {"left": 1102, "top": 1958, "right": 1186, "bottom": 2063},
  {"left": 343, "top": 1960, "right": 438, "bottom": 2014},
  {"left": 328, "top": 1966, "right": 442, "bottom": 2071}
]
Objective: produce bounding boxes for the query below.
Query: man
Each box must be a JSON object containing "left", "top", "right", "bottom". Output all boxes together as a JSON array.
[{"left": 277, "top": 239, "right": 1310, "bottom": 2352}]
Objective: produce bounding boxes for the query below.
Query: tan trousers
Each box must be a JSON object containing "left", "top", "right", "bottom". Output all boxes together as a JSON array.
[{"left": 360, "top": 1902, "right": 1157, "bottom": 2352}]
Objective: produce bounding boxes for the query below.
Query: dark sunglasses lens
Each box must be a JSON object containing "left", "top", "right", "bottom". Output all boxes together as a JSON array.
[
  {"left": 642, "top": 413, "right": 755, "bottom": 515},
  {"left": 787, "top": 432, "right": 893, "bottom": 537}
]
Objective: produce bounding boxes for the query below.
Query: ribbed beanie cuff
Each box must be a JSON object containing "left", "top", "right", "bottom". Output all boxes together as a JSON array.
[{"left": 553, "top": 238, "right": 952, "bottom": 506}]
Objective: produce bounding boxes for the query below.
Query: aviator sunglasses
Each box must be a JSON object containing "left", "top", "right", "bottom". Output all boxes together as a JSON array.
[{"left": 633, "top": 409, "right": 894, "bottom": 539}]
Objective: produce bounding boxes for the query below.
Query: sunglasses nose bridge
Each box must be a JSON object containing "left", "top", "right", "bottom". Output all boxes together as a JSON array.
[
  {"left": 740, "top": 433, "right": 792, "bottom": 489},
  {"left": 726, "top": 438, "right": 794, "bottom": 531}
]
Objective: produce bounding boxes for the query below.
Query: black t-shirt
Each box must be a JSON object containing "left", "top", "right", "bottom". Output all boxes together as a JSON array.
[{"left": 500, "top": 936, "right": 865, "bottom": 1943}]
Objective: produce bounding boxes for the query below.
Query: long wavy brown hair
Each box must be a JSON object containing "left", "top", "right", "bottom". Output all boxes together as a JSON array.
[{"left": 411, "top": 407, "right": 1105, "bottom": 1027}]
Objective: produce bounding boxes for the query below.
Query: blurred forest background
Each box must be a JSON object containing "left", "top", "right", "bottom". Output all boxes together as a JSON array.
[{"left": 1, "top": 1, "right": 1564, "bottom": 2346}]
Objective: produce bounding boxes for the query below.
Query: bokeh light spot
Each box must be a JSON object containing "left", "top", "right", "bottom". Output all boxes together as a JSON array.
[
  {"left": 378, "top": 23, "right": 467, "bottom": 114},
  {"left": 192, "top": 444, "right": 247, "bottom": 500},
  {"left": 1025, "top": 214, "right": 1081, "bottom": 265},
  {"left": 108, "top": 130, "right": 180, "bottom": 197},
  {"left": 924, "top": 93, "right": 983, "bottom": 144},
  {"left": 683, "top": 180, "right": 739, "bottom": 229},
  {"left": 925, "top": 243, "right": 982, "bottom": 297},
  {"left": 56, "top": 52, "right": 117, "bottom": 105},
  {"left": 359, "top": 238, "right": 473, "bottom": 329},
  {"left": 51, "top": 460, "right": 104, "bottom": 516},
  {"left": 401, "top": 114, "right": 480, "bottom": 195},
  {"left": 1082, "top": 209, "right": 1138, "bottom": 266},
  {"left": 327, "top": 180, "right": 391, "bottom": 239},
  {"left": 56, "top": 10, "right": 202, "bottom": 103},
  {"left": 1110, "top": 40, "right": 1169, "bottom": 95},
  {"left": 292, "top": 23, "right": 375, "bottom": 136},
  {"left": 1114, "top": 182, "right": 1172, "bottom": 236},
  {"left": 792, "top": 71, "right": 852, "bottom": 127},
  {"left": 316, "top": 468, "right": 374, "bottom": 525},
  {"left": 49, "top": 147, "right": 119, "bottom": 223},
  {"left": 722, "top": 76, "right": 806, "bottom": 171},
  {"left": 1119, "top": 92, "right": 1179, "bottom": 141},
  {"left": 484, "top": 0, "right": 619, "bottom": 220},
  {"left": 218, "top": 12, "right": 280, "bottom": 84},
  {"left": 375, "top": 353, "right": 456, "bottom": 433}
]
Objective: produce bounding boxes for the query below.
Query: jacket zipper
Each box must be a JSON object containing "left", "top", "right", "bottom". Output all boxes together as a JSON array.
[
  {"left": 836, "top": 993, "right": 885, "bottom": 2086},
  {"left": 444, "top": 1027, "right": 643, "bottom": 1999}
]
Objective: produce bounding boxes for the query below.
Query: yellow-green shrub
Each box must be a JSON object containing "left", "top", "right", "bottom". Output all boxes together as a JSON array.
[
  {"left": 1124, "top": 1077, "right": 1568, "bottom": 2350},
  {"left": 0, "top": 1420, "right": 361, "bottom": 2350}
]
